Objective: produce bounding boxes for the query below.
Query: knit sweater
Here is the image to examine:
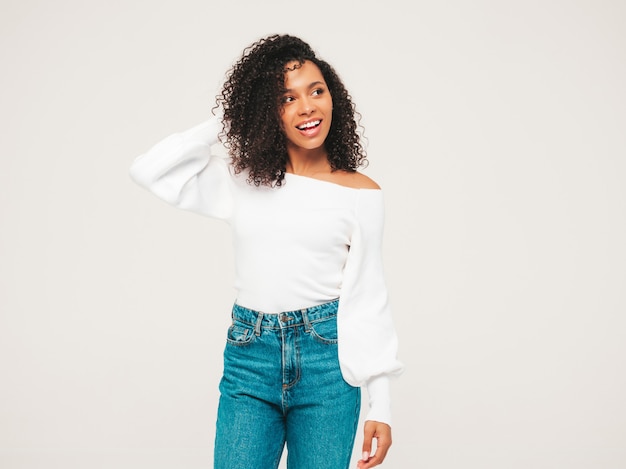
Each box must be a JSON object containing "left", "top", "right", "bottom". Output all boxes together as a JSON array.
[{"left": 129, "top": 116, "right": 404, "bottom": 424}]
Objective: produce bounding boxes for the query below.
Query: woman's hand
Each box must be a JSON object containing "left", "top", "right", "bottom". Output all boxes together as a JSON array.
[{"left": 356, "top": 420, "right": 392, "bottom": 468}]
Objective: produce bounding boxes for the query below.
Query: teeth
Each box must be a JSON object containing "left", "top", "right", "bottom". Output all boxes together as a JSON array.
[{"left": 297, "top": 120, "right": 320, "bottom": 130}]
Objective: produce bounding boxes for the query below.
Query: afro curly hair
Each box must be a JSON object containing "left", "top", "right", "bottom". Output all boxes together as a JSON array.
[{"left": 215, "top": 34, "right": 367, "bottom": 187}]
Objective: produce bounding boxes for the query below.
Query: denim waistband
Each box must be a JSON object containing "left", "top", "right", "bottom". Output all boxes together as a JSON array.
[{"left": 232, "top": 299, "right": 339, "bottom": 332}]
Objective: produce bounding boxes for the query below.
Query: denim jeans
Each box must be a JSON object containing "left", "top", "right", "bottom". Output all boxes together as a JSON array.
[{"left": 214, "top": 299, "right": 361, "bottom": 469}]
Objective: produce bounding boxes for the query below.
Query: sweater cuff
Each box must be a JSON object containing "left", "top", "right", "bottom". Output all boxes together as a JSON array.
[{"left": 364, "top": 375, "right": 392, "bottom": 426}]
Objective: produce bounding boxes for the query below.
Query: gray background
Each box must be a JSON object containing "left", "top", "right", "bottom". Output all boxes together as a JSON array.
[{"left": 1, "top": 0, "right": 625, "bottom": 468}]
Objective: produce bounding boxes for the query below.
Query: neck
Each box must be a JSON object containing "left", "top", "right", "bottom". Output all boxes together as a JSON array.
[{"left": 285, "top": 146, "right": 331, "bottom": 176}]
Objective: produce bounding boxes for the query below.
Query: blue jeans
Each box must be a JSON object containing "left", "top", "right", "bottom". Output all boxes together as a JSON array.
[{"left": 214, "top": 299, "right": 361, "bottom": 469}]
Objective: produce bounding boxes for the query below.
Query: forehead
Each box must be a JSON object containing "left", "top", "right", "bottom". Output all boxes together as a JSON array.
[{"left": 283, "top": 60, "right": 326, "bottom": 88}]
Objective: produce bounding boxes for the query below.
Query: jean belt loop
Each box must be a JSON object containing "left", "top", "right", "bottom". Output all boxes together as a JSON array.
[
  {"left": 301, "top": 308, "right": 312, "bottom": 333},
  {"left": 254, "top": 312, "right": 264, "bottom": 336}
]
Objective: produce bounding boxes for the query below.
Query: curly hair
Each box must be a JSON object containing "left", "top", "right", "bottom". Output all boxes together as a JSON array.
[{"left": 215, "top": 34, "right": 367, "bottom": 187}]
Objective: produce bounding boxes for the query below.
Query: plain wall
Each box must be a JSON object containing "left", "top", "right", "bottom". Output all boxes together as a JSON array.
[{"left": 1, "top": 0, "right": 625, "bottom": 468}]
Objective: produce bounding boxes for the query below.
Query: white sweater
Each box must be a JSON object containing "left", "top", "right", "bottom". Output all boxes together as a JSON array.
[{"left": 129, "top": 116, "right": 404, "bottom": 424}]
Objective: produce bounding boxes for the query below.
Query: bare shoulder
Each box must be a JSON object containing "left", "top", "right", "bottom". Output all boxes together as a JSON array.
[{"left": 329, "top": 170, "right": 381, "bottom": 190}]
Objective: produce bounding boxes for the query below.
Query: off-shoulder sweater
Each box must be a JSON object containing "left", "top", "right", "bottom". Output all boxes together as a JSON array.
[{"left": 129, "top": 116, "right": 404, "bottom": 424}]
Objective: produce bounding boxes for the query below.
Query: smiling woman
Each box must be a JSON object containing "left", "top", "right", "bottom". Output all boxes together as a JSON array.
[
  {"left": 280, "top": 60, "right": 333, "bottom": 155},
  {"left": 218, "top": 35, "right": 368, "bottom": 188},
  {"left": 129, "top": 34, "right": 403, "bottom": 469}
]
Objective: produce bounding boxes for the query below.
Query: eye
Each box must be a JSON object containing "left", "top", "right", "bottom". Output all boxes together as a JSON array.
[
  {"left": 282, "top": 95, "right": 295, "bottom": 104},
  {"left": 312, "top": 88, "right": 325, "bottom": 96}
]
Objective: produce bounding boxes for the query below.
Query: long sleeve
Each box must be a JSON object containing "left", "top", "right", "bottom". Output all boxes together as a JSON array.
[
  {"left": 337, "top": 189, "right": 404, "bottom": 425},
  {"left": 129, "top": 116, "right": 234, "bottom": 220}
]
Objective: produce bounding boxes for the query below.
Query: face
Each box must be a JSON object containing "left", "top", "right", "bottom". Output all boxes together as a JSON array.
[{"left": 280, "top": 60, "right": 333, "bottom": 153}]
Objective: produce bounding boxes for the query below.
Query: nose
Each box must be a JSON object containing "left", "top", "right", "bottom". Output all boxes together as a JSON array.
[{"left": 298, "top": 97, "right": 315, "bottom": 115}]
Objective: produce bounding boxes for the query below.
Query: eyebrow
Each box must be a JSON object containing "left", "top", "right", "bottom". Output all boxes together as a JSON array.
[{"left": 283, "top": 81, "right": 326, "bottom": 94}]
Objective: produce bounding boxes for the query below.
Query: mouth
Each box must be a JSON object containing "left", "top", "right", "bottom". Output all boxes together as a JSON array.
[{"left": 296, "top": 120, "right": 321, "bottom": 130}]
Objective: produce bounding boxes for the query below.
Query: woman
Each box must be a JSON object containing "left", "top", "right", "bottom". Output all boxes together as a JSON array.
[{"left": 130, "top": 34, "right": 403, "bottom": 469}]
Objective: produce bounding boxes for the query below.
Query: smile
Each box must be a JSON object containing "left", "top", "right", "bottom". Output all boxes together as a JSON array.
[{"left": 296, "top": 120, "right": 321, "bottom": 130}]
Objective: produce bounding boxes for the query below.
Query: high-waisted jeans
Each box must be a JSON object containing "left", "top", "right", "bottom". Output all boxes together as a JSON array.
[{"left": 214, "top": 299, "right": 361, "bottom": 469}]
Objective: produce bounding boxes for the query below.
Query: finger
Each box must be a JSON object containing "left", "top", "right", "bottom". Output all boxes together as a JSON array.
[
  {"left": 359, "top": 443, "right": 390, "bottom": 468},
  {"left": 356, "top": 454, "right": 374, "bottom": 469},
  {"left": 372, "top": 436, "right": 391, "bottom": 463},
  {"left": 361, "top": 427, "right": 392, "bottom": 468},
  {"left": 360, "top": 452, "right": 384, "bottom": 469},
  {"left": 361, "top": 423, "right": 376, "bottom": 462},
  {"left": 376, "top": 429, "right": 392, "bottom": 456}
]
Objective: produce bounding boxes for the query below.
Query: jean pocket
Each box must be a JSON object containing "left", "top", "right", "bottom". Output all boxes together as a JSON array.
[
  {"left": 308, "top": 316, "right": 338, "bottom": 344},
  {"left": 226, "top": 321, "right": 255, "bottom": 346}
]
